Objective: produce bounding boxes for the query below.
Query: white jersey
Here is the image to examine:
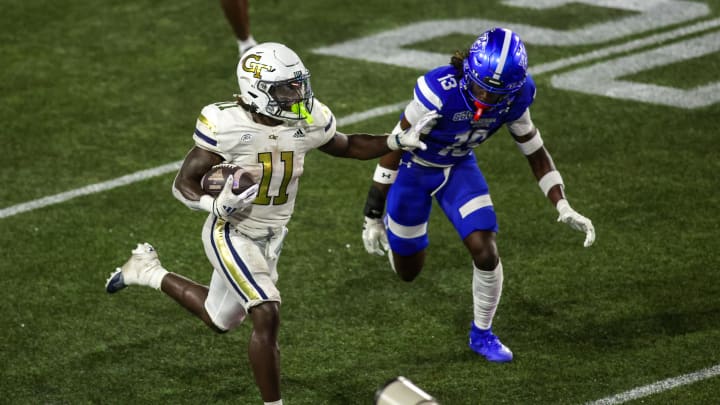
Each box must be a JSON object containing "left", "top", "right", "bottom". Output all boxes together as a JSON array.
[{"left": 192, "top": 98, "right": 337, "bottom": 236}]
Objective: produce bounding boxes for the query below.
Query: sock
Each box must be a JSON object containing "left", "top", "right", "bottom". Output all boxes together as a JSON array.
[
  {"left": 238, "top": 35, "right": 257, "bottom": 55},
  {"left": 472, "top": 259, "right": 504, "bottom": 330},
  {"left": 264, "top": 400, "right": 282, "bottom": 405},
  {"left": 148, "top": 267, "right": 169, "bottom": 290}
]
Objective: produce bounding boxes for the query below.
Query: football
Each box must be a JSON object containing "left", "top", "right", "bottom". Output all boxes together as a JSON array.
[{"left": 201, "top": 163, "right": 256, "bottom": 197}]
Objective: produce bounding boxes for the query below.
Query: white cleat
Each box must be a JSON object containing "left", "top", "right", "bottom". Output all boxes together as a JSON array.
[{"left": 105, "top": 243, "right": 165, "bottom": 293}]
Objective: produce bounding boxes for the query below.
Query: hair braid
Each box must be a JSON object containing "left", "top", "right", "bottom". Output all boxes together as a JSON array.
[{"left": 450, "top": 49, "right": 468, "bottom": 77}]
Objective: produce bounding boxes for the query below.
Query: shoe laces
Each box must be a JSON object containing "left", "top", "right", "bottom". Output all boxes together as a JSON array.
[
  {"left": 472, "top": 329, "right": 501, "bottom": 349},
  {"left": 481, "top": 333, "right": 503, "bottom": 350}
]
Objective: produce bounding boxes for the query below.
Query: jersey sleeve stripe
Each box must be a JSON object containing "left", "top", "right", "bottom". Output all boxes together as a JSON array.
[
  {"left": 324, "top": 114, "right": 335, "bottom": 132},
  {"left": 415, "top": 76, "right": 443, "bottom": 110},
  {"left": 194, "top": 128, "right": 218, "bottom": 147},
  {"left": 198, "top": 113, "right": 216, "bottom": 133}
]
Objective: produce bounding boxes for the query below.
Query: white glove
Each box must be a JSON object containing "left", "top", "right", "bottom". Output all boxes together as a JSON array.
[
  {"left": 213, "top": 175, "right": 259, "bottom": 220},
  {"left": 387, "top": 110, "right": 441, "bottom": 151},
  {"left": 556, "top": 199, "right": 595, "bottom": 247},
  {"left": 363, "top": 216, "right": 389, "bottom": 256}
]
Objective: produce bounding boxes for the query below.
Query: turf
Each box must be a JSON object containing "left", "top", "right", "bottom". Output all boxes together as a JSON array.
[{"left": 1, "top": 0, "right": 719, "bottom": 404}]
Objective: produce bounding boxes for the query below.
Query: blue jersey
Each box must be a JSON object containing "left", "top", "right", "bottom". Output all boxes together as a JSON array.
[
  {"left": 384, "top": 65, "right": 537, "bottom": 255},
  {"left": 405, "top": 65, "right": 536, "bottom": 166}
]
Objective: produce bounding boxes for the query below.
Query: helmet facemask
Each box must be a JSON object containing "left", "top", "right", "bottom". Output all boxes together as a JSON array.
[
  {"left": 462, "top": 70, "right": 514, "bottom": 109},
  {"left": 258, "top": 74, "right": 314, "bottom": 122}
]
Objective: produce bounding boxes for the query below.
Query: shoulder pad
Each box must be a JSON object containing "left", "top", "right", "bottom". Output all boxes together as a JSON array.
[
  {"left": 413, "top": 66, "right": 459, "bottom": 112},
  {"left": 308, "top": 99, "right": 336, "bottom": 135},
  {"left": 193, "top": 102, "right": 241, "bottom": 149}
]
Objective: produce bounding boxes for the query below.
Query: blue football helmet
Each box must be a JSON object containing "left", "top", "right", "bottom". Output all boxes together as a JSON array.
[{"left": 461, "top": 28, "right": 528, "bottom": 109}]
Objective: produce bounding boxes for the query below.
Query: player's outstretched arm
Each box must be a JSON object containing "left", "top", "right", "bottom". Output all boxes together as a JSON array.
[
  {"left": 512, "top": 128, "right": 595, "bottom": 247},
  {"left": 318, "top": 110, "right": 439, "bottom": 159},
  {"left": 318, "top": 131, "right": 392, "bottom": 160}
]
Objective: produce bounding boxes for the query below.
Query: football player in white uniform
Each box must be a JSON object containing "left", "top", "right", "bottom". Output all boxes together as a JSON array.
[{"left": 105, "top": 42, "right": 430, "bottom": 405}]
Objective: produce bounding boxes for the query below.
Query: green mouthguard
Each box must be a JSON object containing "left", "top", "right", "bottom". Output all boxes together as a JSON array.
[{"left": 291, "top": 102, "right": 314, "bottom": 124}]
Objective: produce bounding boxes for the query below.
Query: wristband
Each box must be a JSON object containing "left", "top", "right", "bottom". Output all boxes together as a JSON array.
[
  {"left": 538, "top": 170, "right": 564, "bottom": 196},
  {"left": 373, "top": 164, "right": 398, "bottom": 184},
  {"left": 199, "top": 195, "right": 215, "bottom": 213}
]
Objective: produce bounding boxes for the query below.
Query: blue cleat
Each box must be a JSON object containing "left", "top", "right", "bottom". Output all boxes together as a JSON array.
[{"left": 468, "top": 322, "right": 513, "bottom": 362}]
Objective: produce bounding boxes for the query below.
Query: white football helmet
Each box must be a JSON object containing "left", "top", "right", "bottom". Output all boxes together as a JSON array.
[{"left": 237, "top": 42, "right": 314, "bottom": 121}]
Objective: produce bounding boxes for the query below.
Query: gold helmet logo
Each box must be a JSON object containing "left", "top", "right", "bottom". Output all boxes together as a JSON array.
[{"left": 242, "top": 54, "right": 276, "bottom": 78}]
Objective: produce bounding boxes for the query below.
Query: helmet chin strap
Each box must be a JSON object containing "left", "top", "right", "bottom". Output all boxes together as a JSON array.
[{"left": 473, "top": 101, "right": 486, "bottom": 121}]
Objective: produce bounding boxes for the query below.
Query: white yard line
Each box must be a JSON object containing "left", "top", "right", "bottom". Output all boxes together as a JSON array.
[
  {"left": 584, "top": 363, "right": 720, "bottom": 405},
  {"left": 530, "top": 17, "right": 720, "bottom": 75},
  {"left": 0, "top": 162, "right": 184, "bottom": 219}
]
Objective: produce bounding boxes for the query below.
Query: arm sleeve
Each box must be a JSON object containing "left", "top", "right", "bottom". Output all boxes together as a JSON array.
[{"left": 506, "top": 109, "right": 535, "bottom": 137}]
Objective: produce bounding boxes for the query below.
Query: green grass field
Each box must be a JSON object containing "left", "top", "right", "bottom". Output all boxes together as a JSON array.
[{"left": 2, "top": 0, "right": 720, "bottom": 403}]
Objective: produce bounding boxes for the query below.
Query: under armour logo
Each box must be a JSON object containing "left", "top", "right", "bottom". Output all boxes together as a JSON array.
[{"left": 381, "top": 173, "right": 392, "bottom": 178}]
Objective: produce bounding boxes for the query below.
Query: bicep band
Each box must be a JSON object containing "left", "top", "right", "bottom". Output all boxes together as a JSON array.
[
  {"left": 373, "top": 164, "right": 398, "bottom": 184},
  {"left": 538, "top": 170, "right": 564, "bottom": 196},
  {"left": 514, "top": 129, "right": 544, "bottom": 156}
]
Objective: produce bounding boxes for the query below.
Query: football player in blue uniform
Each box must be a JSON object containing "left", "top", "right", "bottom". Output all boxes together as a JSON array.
[{"left": 362, "top": 28, "right": 595, "bottom": 362}]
